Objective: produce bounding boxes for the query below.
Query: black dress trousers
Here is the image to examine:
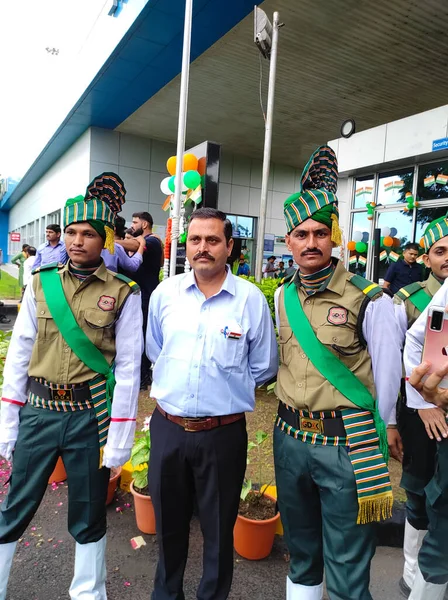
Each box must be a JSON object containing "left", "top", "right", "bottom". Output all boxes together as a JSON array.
[{"left": 149, "top": 407, "right": 247, "bottom": 600}]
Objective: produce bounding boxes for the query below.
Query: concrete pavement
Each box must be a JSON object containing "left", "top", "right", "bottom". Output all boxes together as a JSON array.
[{"left": 4, "top": 478, "right": 406, "bottom": 600}]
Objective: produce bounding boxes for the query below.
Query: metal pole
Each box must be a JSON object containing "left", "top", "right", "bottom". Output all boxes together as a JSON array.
[
  {"left": 170, "top": 0, "right": 193, "bottom": 277},
  {"left": 255, "top": 12, "right": 280, "bottom": 283}
]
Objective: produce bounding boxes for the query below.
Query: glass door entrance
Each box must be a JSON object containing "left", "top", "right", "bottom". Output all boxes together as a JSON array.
[{"left": 368, "top": 200, "right": 448, "bottom": 282}]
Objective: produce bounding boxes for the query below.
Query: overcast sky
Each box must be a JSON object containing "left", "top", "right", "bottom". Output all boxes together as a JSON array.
[{"left": 0, "top": 0, "right": 146, "bottom": 180}]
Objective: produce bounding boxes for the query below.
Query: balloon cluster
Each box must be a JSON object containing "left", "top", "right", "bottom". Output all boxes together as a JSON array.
[
  {"left": 160, "top": 153, "right": 202, "bottom": 197},
  {"left": 403, "top": 192, "right": 418, "bottom": 212},
  {"left": 366, "top": 200, "right": 376, "bottom": 221},
  {"left": 347, "top": 230, "right": 369, "bottom": 254},
  {"left": 380, "top": 226, "right": 400, "bottom": 248}
]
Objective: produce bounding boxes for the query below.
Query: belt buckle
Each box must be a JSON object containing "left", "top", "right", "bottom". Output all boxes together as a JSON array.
[
  {"left": 51, "top": 387, "right": 73, "bottom": 402},
  {"left": 300, "top": 416, "right": 323, "bottom": 434},
  {"left": 183, "top": 417, "right": 208, "bottom": 432}
]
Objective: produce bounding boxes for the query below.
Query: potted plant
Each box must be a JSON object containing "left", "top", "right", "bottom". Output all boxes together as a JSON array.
[
  {"left": 234, "top": 430, "right": 280, "bottom": 560},
  {"left": 106, "top": 466, "right": 122, "bottom": 505},
  {"left": 130, "top": 416, "right": 156, "bottom": 534}
]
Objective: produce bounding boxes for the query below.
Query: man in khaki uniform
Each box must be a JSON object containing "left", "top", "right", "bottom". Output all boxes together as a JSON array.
[
  {"left": 274, "top": 146, "right": 402, "bottom": 600},
  {"left": 0, "top": 186, "right": 142, "bottom": 600}
]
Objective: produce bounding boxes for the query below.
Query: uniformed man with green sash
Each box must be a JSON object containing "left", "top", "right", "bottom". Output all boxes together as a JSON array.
[
  {"left": 273, "top": 146, "right": 402, "bottom": 600},
  {"left": 392, "top": 217, "right": 448, "bottom": 599},
  {"left": 0, "top": 187, "right": 142, "bottom": 600}
]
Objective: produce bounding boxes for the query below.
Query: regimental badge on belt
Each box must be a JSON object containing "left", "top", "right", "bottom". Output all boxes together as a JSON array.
[
  {"left": 98, "top": 295, "right": 116, "bottom": 311},
  {"left": 300, "top": 417, "right": 323, "bottom": 434}
]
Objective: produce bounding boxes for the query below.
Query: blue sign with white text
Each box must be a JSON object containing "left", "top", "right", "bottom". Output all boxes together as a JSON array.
[{"left": 432, "top": 137, "right": 448, "bottom": 152}]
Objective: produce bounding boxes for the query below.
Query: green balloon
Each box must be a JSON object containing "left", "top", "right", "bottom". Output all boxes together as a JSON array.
[
  {"left": 183, "top": 170, "right": 201, "bottom": 190},
  {"left": 380, "top": 236, "right": 385, "bottom": 247},
  {"left": 168, "top": 176, "right": 176, "bottom": 193},
  {"left": 355, "top": 241, "right": 367, "bottom": 253}
]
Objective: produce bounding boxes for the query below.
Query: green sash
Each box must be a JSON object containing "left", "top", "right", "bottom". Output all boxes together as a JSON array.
[
  {"left": 40, "top": 267, "right": 115, "bottom": 417},
  {"left": 284, "top": 282, "right": 389, "bottom": 462},
  {"left": 407, "top": 288, "right": 431, "bottom": 313}
]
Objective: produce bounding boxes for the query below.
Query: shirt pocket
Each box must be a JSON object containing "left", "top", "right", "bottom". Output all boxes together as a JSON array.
[
  {"left": 210, "top": 324, "right": 246, "bottom": 371},
  {"left": 316, "top": 325, "right": 360, "bottom": 369},
  {"left": 84, "top": 309, "right": 117, "bottom": 345},
  {"left": 36, "top": 301, "right": 59, "bottom": 340},
  {"left": 278, "top": 326, "right": 294, "bottom": 367}
]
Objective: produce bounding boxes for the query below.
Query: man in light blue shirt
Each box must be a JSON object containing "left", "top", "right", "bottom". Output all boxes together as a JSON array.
[
  {"left": 146, "top": 207, "right": 278, "bottom": 600},
  {"left": 33, "top": 224, "right": 65, "bottom": 268}
]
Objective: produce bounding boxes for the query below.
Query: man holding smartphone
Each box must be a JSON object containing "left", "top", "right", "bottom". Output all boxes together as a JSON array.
[
  {"left": 393, "top": 218, "right": 448, "bottom": 598},
  {"left": 404, "top": 216, "right": 448, "bottom": 599}
]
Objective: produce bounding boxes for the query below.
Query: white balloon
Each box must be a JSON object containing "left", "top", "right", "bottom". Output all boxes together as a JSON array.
[
  {"left": 352, "top": 231, "right": 363, "bottom": 242},
  {"left": 160, "top": 177, "right": 172, "bottom": 196},
  {"left": 381, "top": 226, "right": 391, "bottom": 237}
]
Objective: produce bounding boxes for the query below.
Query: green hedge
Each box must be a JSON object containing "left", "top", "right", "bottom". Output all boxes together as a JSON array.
[{"left": 239, "top": 276, "right": 278, "bottom": 323}]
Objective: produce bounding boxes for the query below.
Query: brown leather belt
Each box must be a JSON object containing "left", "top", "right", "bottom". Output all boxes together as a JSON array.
[{"left": 156, "top": 403, "right": 244, "bottom": 432}]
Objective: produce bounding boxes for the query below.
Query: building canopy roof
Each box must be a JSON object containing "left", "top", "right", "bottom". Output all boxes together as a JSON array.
[{"left": 6, "top": 0, "right": 448, "bottom": 209}]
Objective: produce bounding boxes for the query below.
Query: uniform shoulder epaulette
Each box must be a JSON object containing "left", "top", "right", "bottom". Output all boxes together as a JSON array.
[
  {"left": 277, "top": 273, "right": 295, "bottom": 287},
  {"left": 112, "top": 272, "right": 140, "bottom": 293},
  {"left": 395, "top": 281, "right": 425, "bottom": 302},
  {"left": 349, "top": 274, "right": 383, "bottom": 300},
  {"left": 31, "top": 262, "right": 60, "bottom": 275}
]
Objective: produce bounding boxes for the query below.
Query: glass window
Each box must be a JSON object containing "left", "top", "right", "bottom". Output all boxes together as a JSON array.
[
  {"left": 416, "top": 160, "right": 448, "bottom": 203},
  {"left": 375, "top": 210, "right": 414, "bottom": 282},
  {"left": 353, "top": 175, "right": 374, "bottom": 209},
  {"left": 226, "top": 214, "right": 254, "bottom": 239},
  {"left": 415, "top": 205, "right": 448, "bottom": 244},
  {"left": 377, "top": 167, "right": 414, "bottom": 207},
  {"left": 348, "top": 212, "right": 371, "bottom": 276}
]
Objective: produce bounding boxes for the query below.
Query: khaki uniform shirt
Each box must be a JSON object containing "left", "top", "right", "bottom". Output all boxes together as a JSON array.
[
  {"left": 29, "top": 261, "right": 133, "bottom": 384},
  {"left": 275, "top": 260, "right": 380, "bottom": 413}
]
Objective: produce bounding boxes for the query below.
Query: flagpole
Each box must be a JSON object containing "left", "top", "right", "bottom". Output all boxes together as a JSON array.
[{"left": 170, "top": 0, "right": 193, "bottom": 277}]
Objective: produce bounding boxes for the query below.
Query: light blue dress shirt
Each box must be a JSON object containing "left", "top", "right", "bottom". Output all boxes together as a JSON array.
[
  {"left": 146, "top": 267, "right": 278, "bottom": 417},
  {"left": 33, "top": 240, "right": 65, "bottom": 268}
]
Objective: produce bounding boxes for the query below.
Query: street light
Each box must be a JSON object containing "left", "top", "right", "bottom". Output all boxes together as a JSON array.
[{"left": 253, "top": 7, "right": 283, "bottom": 282}]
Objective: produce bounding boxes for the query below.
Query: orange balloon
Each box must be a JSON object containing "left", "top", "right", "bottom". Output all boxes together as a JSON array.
[
  {"left": 183, "top": 153, "right": 198, "bottom": 172},
  {"left": 197, "top": 156, "right": 207, "bottom": 176},
  {"left": 383, "top": 236, "right": 393, "bottom": 247},
  {"left": 167, "top": 156, "right": 177, "bottom": 176},
  {"left": 392, "top": 237, "right": 401, "bottom": 248},
  {"left": 420, "top": 238, "right": 425, "bottom": 248},
  {"left": 347, "top": 241, "right": 356, "bottom": 251}
]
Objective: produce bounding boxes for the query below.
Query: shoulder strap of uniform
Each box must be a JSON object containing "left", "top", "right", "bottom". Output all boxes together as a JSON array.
[
  {"left": 395, "top": 281, "right": 425, "bottom": 301},
  {"left": 32, "top": 261, "right": 59, "bottom": 275},
  {"left": 277, "top": 273, "right": 295, "bottom": 287},
  {"left": 349, "top": 274, "right": 383, "bottom": 300},
  {"left": 112, "top": 272, "right": 141, "bottom": 294}
]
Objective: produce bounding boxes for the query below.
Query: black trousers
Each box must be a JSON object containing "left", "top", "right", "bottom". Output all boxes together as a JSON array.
[
  {"left": 149, "top": 408, "right": 247, "bottom": 600},
  {"left": 397, "top": 404, "right": 437, "bottom": 530}
]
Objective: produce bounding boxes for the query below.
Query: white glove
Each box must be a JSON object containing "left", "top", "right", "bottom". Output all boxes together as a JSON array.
[
  {"left": 102, "top": 445, "right": 131, "bottom": 468},
  {"left": 0, "top": 441, "right": 14, "bottom": 462}
]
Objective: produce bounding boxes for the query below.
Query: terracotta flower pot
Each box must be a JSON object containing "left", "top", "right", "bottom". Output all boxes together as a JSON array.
[
  {"left": 233, "top": 492, "right": 280, "bottom": 560},
  {"left": 106, "top": 467, "right": 122, "bottom": 506},
  {"left": 130, "top": 480, "right": 156, "bottom": 534},
  {"left": 48, "top": 457, "right": 67, "bottom": 484}
]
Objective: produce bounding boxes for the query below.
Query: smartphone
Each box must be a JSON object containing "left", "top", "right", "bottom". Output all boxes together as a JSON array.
[{"left": 422, "top": 305, "right": 448, "bottom": 388}]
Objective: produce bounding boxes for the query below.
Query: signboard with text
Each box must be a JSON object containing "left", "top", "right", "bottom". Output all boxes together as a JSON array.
[{"left": 10, "top": 232, "right": 20, "bottom": 242}]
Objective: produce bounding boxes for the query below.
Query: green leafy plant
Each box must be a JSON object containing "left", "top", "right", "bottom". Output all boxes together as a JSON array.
[
  {"left": 241, "top": 429, "right": 270, "bottom": 501},
  {"left": 0, "top": 330, "right": 12, "bottom": 389},
  {"left": 238, "top": 275, "right": 278, "bottom": 323},
  {"left": 130, "top": 416, "right": 151, "bottom": 492}
]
